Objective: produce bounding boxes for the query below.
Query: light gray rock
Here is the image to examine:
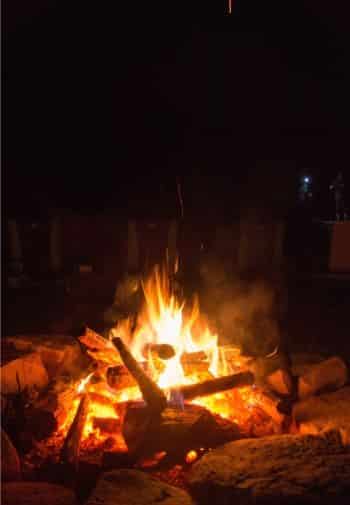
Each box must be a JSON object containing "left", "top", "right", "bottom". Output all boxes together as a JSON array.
[
  {"left": 188, "top": 431, "right": 350, "bottom": 505},
  {"left": 293, "top": 386, "right": 350, "bottom": 444},
  {"left": 2, "top": 482, "right": 77, "bottom": 505},
  {"left": 87, "top": 469, "right": 194, "bottom": 505}
]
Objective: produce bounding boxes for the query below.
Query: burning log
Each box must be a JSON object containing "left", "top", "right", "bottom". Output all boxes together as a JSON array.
[
  {"left": 112, "top": 337, "right": 167, "bottom": 414},
  {"left": 107, "top": 351, "right": 211, "bottom": 391},
  {"left": 61, "top": 394, "right": 90, "bottom": 470},
  {"left": 172, "top": 371, "right": 254, "bottom": 401},
  {"left": 143, "top": 344, "right": 176, "bottom": 361},
  {"left": 77, "top": 327, "right": 122, "bottom": 366},
  {"left": 181, "top": 351, "right": 207, "bottom": 364},
  {"left": 122, "top": 403, "right": 241, "bottom": 459},
  {"left": 180, "top": 351, "right": 210, "bottom": 377},
  {"left": 107, "top": 365, "right": 138, "bottom": 390}
]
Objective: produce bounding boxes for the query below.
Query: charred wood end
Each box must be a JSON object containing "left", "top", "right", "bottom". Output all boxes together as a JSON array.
[
  {"left": 60, "top": 394, "right": 90, "bottom": 471},
  {"left": 112, "top": 337, "right": 167, "bottom": 414}
]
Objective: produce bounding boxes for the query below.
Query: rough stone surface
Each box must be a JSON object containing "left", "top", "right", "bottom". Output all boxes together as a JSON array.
[
  {"left": 291, "top": 352, "right": 326, "bottom": 377},
  {"left": 87, "top": 469, "right": 194, "bottom": 505},
  {"left": 188, "top": 431, "right": 350, "bottom": 505},
  {"left": 2, "top": 335, "right": 89, "bottom": 380},
  {"left": 1, "top": 429, "right": 21, "bottom": 481},
  {"left": 1, "top": 352, "right": 49, "bottom": 394},
  {"left": 266, "top": 368, "right": 293, "bottom": 395},
  {"left": 2, "top": 482, "right": 77, "bottom": 505},
  {"left": 293, "top": 386, "right": 350, "bottom": 444},
  {"left": 298, "top": 356, "right": 348, "bottom": 399}
]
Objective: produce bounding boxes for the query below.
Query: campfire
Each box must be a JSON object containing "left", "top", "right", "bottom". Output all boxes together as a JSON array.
[
  {"left": 3, "top": 263, "right": 350, "bottom": 505},
  {"left": 46, "top": 264, "right": 289, "bottom": 473}
]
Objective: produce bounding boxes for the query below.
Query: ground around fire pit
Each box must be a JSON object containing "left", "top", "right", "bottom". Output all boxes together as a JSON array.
[
  {"left": 86, "top": 469, "right": 194, "bottom": 505},
  {"left": 2, "top": 482, "right": 77, "bottom": 505},
  {"left": 187, "top": 430, "right": 350, "bottom": 505}
]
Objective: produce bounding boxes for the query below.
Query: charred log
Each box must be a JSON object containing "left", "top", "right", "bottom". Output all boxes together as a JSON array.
[
  {"left": 180, "top": 351, "right": 210, "bottom": 377},
  {"left": 92, "top": 417, "right": 121, "bottom": 434},
  {"left": 172, "top": 371, "right": 254, "bottom": 401},
  {"left": 122, "top": 403, "right": 241, "bottom": 459},
  {"left": 107, "top": 365, "right": 138, "bottom": 390},
  {"left": 112, "top": 337, "right": 167, "bottom": 414},
  {"left": 60, "top": 394, "right": 90, "bottom": 470},
  {"left": 142, "top": 344, "right": 176, "bottom": 360}
]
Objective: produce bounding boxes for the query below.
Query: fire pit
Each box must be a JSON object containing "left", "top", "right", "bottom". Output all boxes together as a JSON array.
[
  {"left": 2, "top": 264, "right": 350, "bottom": 505},
  {"left": 43, "top": 266, "right": 285, "bottom": 470}
]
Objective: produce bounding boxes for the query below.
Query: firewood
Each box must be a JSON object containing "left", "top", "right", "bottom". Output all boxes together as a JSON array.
[
  {"left": 180, "top": 351, "right": 210, "bottom": 377},
  {"left": 171, "top": 371, "right": 254, "bottom": 401},
  {"left": 60, "top": 394, "right": 90, "bottom": 470},
  {"left": 78, "top": 327, "right": 122, "bottom": 366},
  {"left": 112, "top": 337, "right": 167, "bottom": 414},
  {"left": 122, "top": 403, "right": 241, "bottom": 459},
  {"left": 181, "top": 351, "right": 207, "bottom": 364},
  {"left": 107, "top": 365, "right": 138, "bottom": 390},
  {"left": 143, "top": 344, "right": 176, "bottom": 360},
  {"left": 298, "top": 356, "right": 348, "bottom": 399}
]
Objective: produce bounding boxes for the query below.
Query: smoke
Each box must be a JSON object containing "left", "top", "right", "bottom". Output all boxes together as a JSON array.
[{"left": 198, "top": 253, "right": 283, "bottom": 357}]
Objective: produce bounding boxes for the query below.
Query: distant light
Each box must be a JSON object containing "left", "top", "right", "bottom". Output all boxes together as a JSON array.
[{"left": 304, "top": 177, "right": 310, "bottom": 183}]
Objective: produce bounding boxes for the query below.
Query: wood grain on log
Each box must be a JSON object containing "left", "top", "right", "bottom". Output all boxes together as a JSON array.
[{"left": 78, "top": 327, "right": 122, "bottom": 366}]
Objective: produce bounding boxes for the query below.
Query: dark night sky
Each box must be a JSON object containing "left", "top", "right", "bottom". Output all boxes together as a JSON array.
[{"left": 3, "top": 1, "right": 350, "bottom": 215}]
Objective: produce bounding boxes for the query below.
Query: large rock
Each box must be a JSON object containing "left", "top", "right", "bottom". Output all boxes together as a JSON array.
[
  {"left": 1, "top": 353, "right": 49, "bottom": 394},
  {"left": 87, "top": 469, "right": 194, "bottom": 505},
  {"left": 298, "top": 356, "right": 348, "bottom": 399},
  {"left": 290, "top": 352, "right": 326, "bottom": 377},
  {"left": 293, "top": 387, "right": 350, "bottom": 444},
  {"left": 1, "top": 430, "right": 21, "bottom": 481},
  {"left": 2, "top": 482, "right": 77, "bottom": 505},
  {"left": 188, "top": 431, "right": 350, "bottom": 505},
  {"left": 2, "top": 335, "right": 89, "bottom": 380}
]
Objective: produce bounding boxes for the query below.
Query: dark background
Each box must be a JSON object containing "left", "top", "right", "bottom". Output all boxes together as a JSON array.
[{"left": 3, "top": 0, "right": 350, "bottom": 217}]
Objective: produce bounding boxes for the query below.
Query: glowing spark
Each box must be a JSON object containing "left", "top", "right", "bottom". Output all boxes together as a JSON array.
[{"left": 77, "top": 372, "right": 93, "bottom": 394}]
